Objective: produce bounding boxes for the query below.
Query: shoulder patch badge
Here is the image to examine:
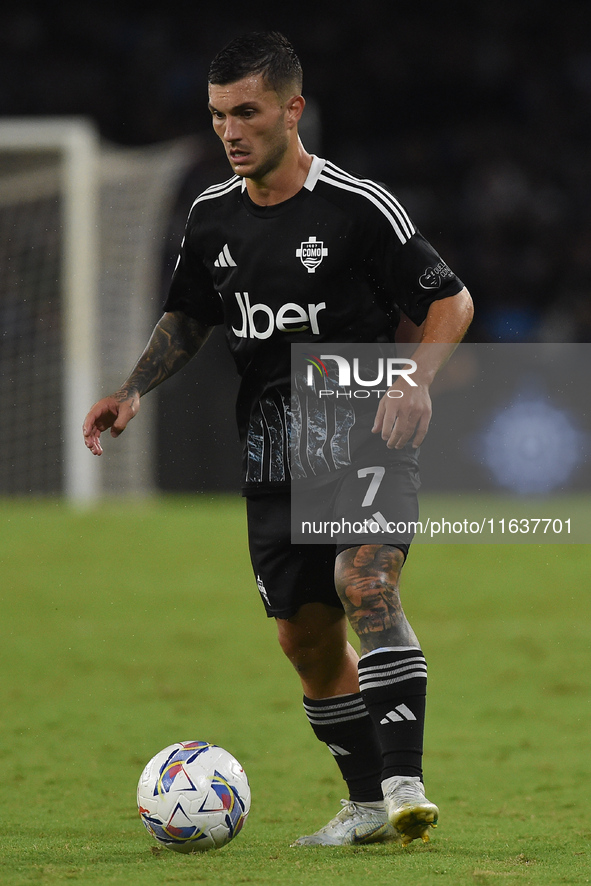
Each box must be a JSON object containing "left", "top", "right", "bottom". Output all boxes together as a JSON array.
[{"left": 419, "top": 261, "right": 453, "bottom": 290}]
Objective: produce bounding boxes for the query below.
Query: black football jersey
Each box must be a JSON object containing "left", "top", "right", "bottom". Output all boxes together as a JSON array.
[{"left": 164, "top": 156, "right": 464, "bottom": 492}]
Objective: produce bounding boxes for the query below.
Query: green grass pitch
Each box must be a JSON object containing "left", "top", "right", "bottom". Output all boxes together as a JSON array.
[{"left": 1, "top": 495, "right": 590, "bottom": 885}]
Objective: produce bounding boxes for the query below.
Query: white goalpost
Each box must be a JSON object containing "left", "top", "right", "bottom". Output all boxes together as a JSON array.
[
  {"left": 0, "top": 118, "right": 196, "bottom": 502},
  {"left": 0, "top": 119, "right": 100, "bottom": 502}
]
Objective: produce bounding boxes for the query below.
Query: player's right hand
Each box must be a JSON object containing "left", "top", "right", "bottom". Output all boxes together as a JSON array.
[{"left": 82, "top": 392, "right": 140, "bottom": 456}]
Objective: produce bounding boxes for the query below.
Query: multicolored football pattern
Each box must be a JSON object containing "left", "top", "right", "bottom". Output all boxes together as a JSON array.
[{"left": 137, "top": 741, "right": 251, "bottom": 852}]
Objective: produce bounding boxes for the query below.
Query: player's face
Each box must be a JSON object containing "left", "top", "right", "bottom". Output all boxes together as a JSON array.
[{"left": 208, "top": 75, "right": 297, "bottom": 181}]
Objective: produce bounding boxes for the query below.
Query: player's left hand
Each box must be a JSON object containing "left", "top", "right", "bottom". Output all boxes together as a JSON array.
[{"left": 372, "top": 382, "right": 432, "bottom": 449}]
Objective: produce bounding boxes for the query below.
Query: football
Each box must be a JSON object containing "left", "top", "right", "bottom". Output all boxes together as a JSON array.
[{"left": 137, "top": 740, "right": 251, "bottom": 852}]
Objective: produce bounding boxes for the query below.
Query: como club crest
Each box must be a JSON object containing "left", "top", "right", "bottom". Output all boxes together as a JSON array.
[{"left": 296, "top": 235, "right": 328, "bottom": 273}]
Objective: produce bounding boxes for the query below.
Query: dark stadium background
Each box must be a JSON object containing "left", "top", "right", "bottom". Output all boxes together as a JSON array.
[{"left": 3, "top": 0, "right": 589, "bottom": 492}]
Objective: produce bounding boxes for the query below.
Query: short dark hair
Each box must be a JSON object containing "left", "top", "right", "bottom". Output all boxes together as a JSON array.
[{"left": 208, "top": 31, "right": 303, "bottom": 97}]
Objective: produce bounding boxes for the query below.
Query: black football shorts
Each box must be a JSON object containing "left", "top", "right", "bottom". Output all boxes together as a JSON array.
[{"left": 246, "top": 454, "right": 420, "bottom": 619}]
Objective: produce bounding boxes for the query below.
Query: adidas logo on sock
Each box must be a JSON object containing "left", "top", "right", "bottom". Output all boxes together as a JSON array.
[
  {"left": 214, "top": 244, "right": 237, "bottom": 267},
  {"left": 327, "top": 744, "right": 351, "bottom": 756},
  {"left": 380, "top": 704, "right": 417, "bottom": 725}
]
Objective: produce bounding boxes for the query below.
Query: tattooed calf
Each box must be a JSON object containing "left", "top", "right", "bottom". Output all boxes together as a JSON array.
[{"left": 334, "top": 544, "right": 418, "bottom": 653}]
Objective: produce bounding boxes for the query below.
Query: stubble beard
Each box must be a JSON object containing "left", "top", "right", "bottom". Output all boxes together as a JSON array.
[{"left": 229, "top": 125, "right": 290, "bottom": 183}]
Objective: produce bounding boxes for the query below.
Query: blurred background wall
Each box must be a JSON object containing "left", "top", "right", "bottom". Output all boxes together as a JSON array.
[{"left": 1, "top": 0, "right": 589, "bottom": 492}]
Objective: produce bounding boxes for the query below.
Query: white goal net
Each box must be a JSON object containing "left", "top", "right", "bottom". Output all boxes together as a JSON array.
[{"left": 0, "top": 119, "right": 197, "bottom": 501}]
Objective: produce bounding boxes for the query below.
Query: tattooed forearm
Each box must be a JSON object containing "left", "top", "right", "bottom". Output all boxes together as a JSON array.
[
  {"left": 334, "top": 544, "right": 419, "bottom": 654},
  {"left": 116, "top": 312, "right": 212, "bottom": 401}
]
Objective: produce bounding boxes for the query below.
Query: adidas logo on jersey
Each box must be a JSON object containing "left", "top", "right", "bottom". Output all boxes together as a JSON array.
[
  {"left": 232, "top": 291, "right": 326, "bottom": 339},
  {"left": 380, "top": 704, "right": 417, "bottom": 725},
  {"left": 214, "top": 244, "right": 237, "bottom": 267}
]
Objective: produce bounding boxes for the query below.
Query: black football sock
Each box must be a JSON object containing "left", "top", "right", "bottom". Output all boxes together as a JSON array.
[
  {"left": 303, "top": 693, "right": 383, "bottom": 802},
  {"left": 357, "top": 648, "right": 427, "bottom": 781}
]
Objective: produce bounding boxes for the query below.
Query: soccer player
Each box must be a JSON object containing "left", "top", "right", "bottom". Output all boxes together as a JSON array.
[{"left": 83, "top": 31, "right": 473, "bottom": 847}]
